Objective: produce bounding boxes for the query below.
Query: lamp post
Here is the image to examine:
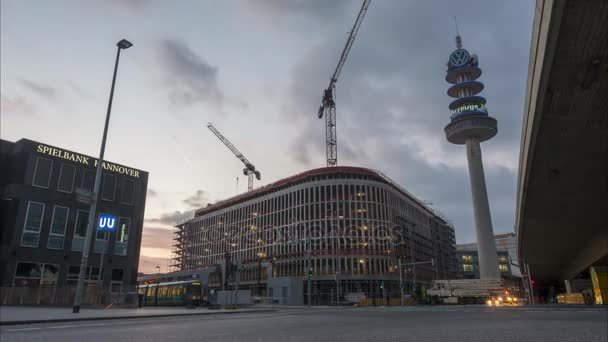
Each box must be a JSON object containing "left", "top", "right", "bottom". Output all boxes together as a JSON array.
[{"left": 72, "top": 39, "right": 133, "bottom": 313}]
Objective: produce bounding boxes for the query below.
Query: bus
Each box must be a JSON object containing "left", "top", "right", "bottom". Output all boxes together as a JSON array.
[{"left": 138, "top": 280, "right": 207, "bottom": 306}]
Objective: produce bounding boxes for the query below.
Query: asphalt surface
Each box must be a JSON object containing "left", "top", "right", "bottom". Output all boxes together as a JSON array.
[{"left": 1, "top": 306, "right": 606, "bottom": 342}]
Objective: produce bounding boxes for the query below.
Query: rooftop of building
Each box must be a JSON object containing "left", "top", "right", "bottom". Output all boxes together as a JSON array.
[
  {"left": 191, "top": 166, "right": 449, "bottom": 223},
  {"left": 1, "top": 138, "right": 148, "bottom": 175}
]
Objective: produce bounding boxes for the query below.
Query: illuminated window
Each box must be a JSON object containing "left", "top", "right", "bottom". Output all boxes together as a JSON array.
[
  {"left": 462, "top": 255, "right": 473, "bottom": 262},
  {"left": 499, "top": 264, "right": 508, "bottom": 272},
  {"left": 462, "top": 264, "right": 474, "bottom": 272}
]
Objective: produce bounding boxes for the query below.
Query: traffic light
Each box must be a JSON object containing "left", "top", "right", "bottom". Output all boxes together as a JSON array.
[
  {"left": 531, "top": 279, "right": 536, "bottom": 285},
  {"left": 380, "top": 281, "right": 384, "bottom": 289},
  {"left": 308, "top": 269, "right": 313, "bottom": 279}
]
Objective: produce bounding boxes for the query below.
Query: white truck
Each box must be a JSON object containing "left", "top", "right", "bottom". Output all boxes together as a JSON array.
[{"left": 427, "top": 279, "right": 506, "bottom": 305}]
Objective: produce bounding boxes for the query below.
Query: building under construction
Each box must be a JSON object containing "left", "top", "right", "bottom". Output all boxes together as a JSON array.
[{"left": 171, "top": 166, "right": 457, "bottom": 305}]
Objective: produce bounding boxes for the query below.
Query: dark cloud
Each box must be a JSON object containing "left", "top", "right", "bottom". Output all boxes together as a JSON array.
[
  {"left": 20, "top": 79, "right": 57, "bottom": 100},
  {"left": 158, "top": 39, "right": 223, "bottom": 108},
  {"left": 145, "top": 210, "right": 194, "bottom": 226},
  {"left": 111, "top": 0, "right": 149, "bottom": 10},
  {"left": 247, "top": 0, "right": 350, "bottom": 23},
  {"left": 268, "top": 0, "right": 532, "bottom": 242},
  {"left": 183, "top": 189, "right": 209, "bottom": 209}
]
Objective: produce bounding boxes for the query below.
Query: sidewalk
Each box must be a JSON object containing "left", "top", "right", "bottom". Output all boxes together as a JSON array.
[{"left": 0, "top": 306, "right": 275, "bottom": 325}]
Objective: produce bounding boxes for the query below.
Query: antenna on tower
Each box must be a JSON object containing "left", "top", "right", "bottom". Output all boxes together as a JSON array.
[{"left": 454, "top": 17, "right": 462, "bottom": 49}]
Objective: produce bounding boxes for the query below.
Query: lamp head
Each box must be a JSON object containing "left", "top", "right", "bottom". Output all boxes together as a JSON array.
[{"left": 117, "top": 39, "right": 133, "bottom": 49}]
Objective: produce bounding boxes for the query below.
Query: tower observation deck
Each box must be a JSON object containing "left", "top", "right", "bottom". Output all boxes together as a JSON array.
[{"left": 444, "top": 34, "right": 500, "bottom": 279}]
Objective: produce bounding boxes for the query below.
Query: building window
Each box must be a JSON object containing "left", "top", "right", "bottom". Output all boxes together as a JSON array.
[
  {"left": 95, "top": 226, "right": 110, "bottom": 254},
  {"left": 47, "top": 206, "right": 69, "bottom": 250},
  {"left": 21, "top": 201, "right": 45, "bottom": 247},
  {"left": 13, "top": 262, "right": 59, "bottom": 287},
  {"left": 111, "top": 268, "right": 124, "bottom": 292},
  {"left": 498, "top": 256, "right": 508, "bottom": 263},
  {"left": 32, "top": 157, "right": 53, "bottom": 188},
  {"left": 72, "top": 210, "right": 89, "bottom": 251},
  {"left": 57, "top": 163, "right": 76, "bottom": 193},
  {"left": 102, "top": 174, "right": 117, "bottom": 201},
  {"left": 461, "top": 255, "right": 473, "bottom": 262},
  {"left": 499, "top": 264, "right": 508, "bottom": 272},
  {"left": 66, "top": 265, "right": 102, "bottom": 285},
  {"left": 81, "top": 169, "right": 96, "bottom": 192},
  {"left": 120, "top": 179, "right": 135, "bottom": 205},
  {"left": 114, "top": 217, "right": 130, "bottom": 256},
  {"left": 462, "top": 264, "right": 474, "bottom": 272}
]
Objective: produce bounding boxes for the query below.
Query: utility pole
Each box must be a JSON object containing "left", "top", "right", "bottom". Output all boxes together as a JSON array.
[
  {"left": 399, "top": 258, "right": 404, "bottom": 306},
  {"left": 409, "top": 224, "right": 416, "bottom": 294},
  {"left": 524, "top": 261, "right": 535, "bottom": 305},
  {"left": 72, "top": 39, "right": 133, "bottom": 314},
  {"left": 307, "top": 232, "right": 312, "bottom": 307}
]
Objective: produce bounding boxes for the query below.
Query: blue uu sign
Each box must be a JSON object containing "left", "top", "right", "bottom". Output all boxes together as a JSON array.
[{"left": 98, "top": 214, "right": 117, "bottom": 231}]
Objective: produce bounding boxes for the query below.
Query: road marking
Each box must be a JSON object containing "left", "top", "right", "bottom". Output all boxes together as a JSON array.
[
  {"left": 48, "top": 325, "right": 78, "bottom": 329},
  {"left": 6, "top": 327, "right": 41, "bottom": 332}
]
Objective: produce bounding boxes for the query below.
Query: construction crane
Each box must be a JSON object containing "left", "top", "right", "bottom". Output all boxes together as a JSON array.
[
  {"left": 207, "top": 122, "right": 261, "bottom": 191},
  {"left": 317, "top": 0, "right": 371, "bottom": 167}
]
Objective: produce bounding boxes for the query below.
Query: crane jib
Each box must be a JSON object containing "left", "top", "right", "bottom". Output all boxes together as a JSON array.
[{"left": 315, "top": 0, "right": 371, "bottom": 167}]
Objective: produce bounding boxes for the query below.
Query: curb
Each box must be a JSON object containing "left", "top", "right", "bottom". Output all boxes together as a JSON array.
[{"left": 0, "top": 309, "right": 277, "bottom": 326}]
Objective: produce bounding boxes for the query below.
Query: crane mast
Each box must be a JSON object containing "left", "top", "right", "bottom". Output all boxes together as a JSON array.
[
  {"left": 207, "top": 122, "right": 261, "bottom": 191},
  {"left": 318, "top": 0, "right": 371, "bottom": 167}
]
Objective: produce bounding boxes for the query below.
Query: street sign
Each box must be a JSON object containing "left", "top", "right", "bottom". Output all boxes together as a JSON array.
[
  {"left": 75, "top": 188, "right": 92, "bottom": 205},
  {"left": 97, "top": 214, "right": 116, "bottom": 231}
]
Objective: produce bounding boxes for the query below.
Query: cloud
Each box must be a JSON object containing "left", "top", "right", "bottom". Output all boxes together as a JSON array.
[
  {"left": 147, "top": 188, "right": 158, "bottom": 197},
  {"left": 158, "top": 39, "right": 223, "bottom": 108},
  {"left": 0, "top": 95, "right": 36, "bottom": 116},
  {"left": 141, "top": 226, "right": 173, "bottom": 249},
  {"left": 183, "top": 189, "right": 209, "bottom": 208},
  {"left": 20, "top": 79, "right": 57, "bottom": 100},
  {"left": 273, "top": 0, "right": 533, "bottom": 242},
  {"left": 145, "top": 210, "right": 194, "bottom": 226},
  {"left": 138, "top": 254, "right": 171, "bottom": 274}
]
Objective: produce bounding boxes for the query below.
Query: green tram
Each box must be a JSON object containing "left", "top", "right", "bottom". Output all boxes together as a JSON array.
[{"left": 138, "top": 280, "right": 207, "bottom": 306}]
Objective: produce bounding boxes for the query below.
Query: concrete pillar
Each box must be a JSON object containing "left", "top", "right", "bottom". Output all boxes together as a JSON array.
[
  {"left": 564, "top": 279, "right": 572, "bottom": 294},
  {"left": 465, "top": 137, "right": 500, "bottom": 279}
]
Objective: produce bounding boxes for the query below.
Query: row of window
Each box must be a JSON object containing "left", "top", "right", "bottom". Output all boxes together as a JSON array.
[
  {"left": 177, "top": 180, "right": 454, "bottom": 272},
  {"left": 13, "top": 261, "right": 124, "bottom": 290},
  {"left": 461, "top": 263, "right": 509, "bottom": 272},
  {"left": 32, "top": 157, "right": 136, "bottom": 205},
  {"left": 21, "top": 201, "right": 130, "bottom": 256}
]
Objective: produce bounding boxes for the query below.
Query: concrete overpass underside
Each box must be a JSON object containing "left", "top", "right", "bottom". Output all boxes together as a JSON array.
[{"left": 516, "top": 0, "right": 608, "bottom": 282}]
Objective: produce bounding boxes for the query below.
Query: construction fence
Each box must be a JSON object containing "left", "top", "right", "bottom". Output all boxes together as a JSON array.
[{"left": 1, "top": 285, "right": 138, "bottom": 306}]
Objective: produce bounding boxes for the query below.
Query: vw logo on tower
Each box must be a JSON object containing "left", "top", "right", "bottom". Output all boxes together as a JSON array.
[{"left": 448, "top": 48, "right": 470, "bottom": 67}]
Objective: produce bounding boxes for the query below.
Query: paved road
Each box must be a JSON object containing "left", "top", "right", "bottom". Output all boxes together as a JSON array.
[{"left": 1, "top": 306, "right": 606, "bottom": 342}]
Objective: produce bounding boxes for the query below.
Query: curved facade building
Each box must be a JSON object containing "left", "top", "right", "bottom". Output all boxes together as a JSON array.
[{"left": 173, "top": 167, "right": 457, "bottom": 304}]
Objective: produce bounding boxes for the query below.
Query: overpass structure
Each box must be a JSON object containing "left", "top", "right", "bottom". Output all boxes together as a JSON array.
[{"left": 516, "top": 0, "right": 607, "bottom": 283}]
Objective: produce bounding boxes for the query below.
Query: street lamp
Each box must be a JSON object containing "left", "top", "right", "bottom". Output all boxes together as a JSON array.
[{"left": 72, "top": 39, "right": 133, "bottom": 314}]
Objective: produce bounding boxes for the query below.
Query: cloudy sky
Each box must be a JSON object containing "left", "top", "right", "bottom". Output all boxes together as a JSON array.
[{"left": 1, "top": 0, "right": 535, "bottom": 274}]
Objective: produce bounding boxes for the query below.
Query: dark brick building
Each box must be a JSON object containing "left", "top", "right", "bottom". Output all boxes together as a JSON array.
[{"left": 0, "top": 138, "right": 148, "bottom": 292}]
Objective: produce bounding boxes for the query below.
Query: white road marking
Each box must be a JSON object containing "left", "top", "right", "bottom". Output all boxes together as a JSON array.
[
  {"left": 48, "top": 325, "right": 78, "bottom": 329},
  {"left": 6, "top": 327, "right": 41, "bottom": 332}
]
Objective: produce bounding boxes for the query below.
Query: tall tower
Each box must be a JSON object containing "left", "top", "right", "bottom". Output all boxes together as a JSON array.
[{"left": 444, "top": 33, "right": 500, "bottom": 279}]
